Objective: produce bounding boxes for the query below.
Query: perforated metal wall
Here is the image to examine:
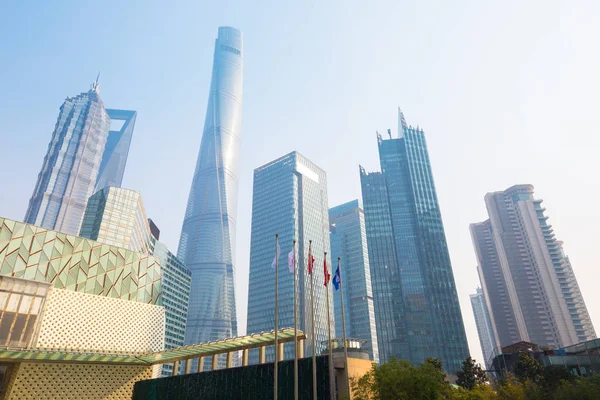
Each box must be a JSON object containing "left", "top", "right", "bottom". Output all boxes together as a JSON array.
[
  {"left": 6, "top": 362, "right": 153, "bottom": 400},
  {"left": 35, "top": 287, "right": 165, "bottom": 353}
]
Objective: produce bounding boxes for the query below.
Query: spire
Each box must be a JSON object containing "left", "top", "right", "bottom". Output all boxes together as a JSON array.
[
  {"left": 398, "top": 106, "right": 408, "bottom": 138},
  {"left": 91, "top": 72, "right": 101, "bottom": 93}
]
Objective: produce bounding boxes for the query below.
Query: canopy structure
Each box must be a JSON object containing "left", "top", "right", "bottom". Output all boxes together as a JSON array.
[{"left": 0, "top": 328, "right": 305, "bottom": 366}]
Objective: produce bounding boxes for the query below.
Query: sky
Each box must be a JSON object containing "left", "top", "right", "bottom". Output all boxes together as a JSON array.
[{"left": 1, "top": 0, "right": 598, "bottom": 365}]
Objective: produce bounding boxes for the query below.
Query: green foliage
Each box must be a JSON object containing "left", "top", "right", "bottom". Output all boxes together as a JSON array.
[
  {"left": 513, "top": 354, "right": 544, "bottom": 384},
  {"left": 456, "top": 357, "right": 488, "bottom": 390},
  {"left": 349, "top": 356, "right": 600, "bottom": 400}
]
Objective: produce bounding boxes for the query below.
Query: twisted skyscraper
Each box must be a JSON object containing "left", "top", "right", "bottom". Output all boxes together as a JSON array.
[{"left": 178, "top": 27, "right": 243, "bottom": 351}]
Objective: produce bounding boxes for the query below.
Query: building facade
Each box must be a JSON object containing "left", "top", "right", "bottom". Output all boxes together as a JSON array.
[
  {"left": 0, "top": 217, "right": 166, "bottom": 399},
  {"left": 470, "top": 185, "right": 595, "bottom": 351},
  {"left": 151, "top": 239, "right": 192, "bottom": 375},
  {"left": 360, "top": 108, "right": 469, "bottom": 374},
  {"left": 95, "top": 109, "right": 137, "bottom": 192},
  {"left": 470, "top": 288, "right": 497, "bottom": 369},
  {"left": 177, "top": 27, "right": 243, "bottom": 353},
  {"left": 329, "top": 200, "right": 379, "bottom": 363},
  {"left": 24, "top": 79, "right": 111, "bottom": 236},
  {"left": 80, "top": 187, "right": 153, "bottom": 254},
  {"left": 247, "top": 152, "right": 333, "bottom": 362},
  {"left": 78, "top": 189, "right": 191, "bottom": 375}
]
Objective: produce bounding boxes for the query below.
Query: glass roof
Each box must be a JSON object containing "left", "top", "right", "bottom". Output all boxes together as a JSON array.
[{"left": 0, "top": 328, "right": 306, "bottom": 365}]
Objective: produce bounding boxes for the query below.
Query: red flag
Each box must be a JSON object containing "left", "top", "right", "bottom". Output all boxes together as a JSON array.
[
  {"left": 324, "top": 259, "right": 330, "bottom": 286},
  {"left": 308, "top": 251, "right": 314, "bottom": 274}
]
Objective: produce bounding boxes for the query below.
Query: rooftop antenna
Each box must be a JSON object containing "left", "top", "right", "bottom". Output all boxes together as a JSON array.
[
  {"left": 91, "top": 71, "right": 101, "bottom": 93},
  {"left": 387, "top": 129, "right": 392, "bottom": 139}
]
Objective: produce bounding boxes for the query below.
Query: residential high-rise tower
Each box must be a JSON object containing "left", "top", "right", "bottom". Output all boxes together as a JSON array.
[
  {"left": 470, "top": 185, "right": 595, "bottom": 350},
  {"left": 24, "top": 78, "right": 111, "bottom": 235},
  {"left": 247, "top": 152, "right": 333, "bottom": 362},
  {"left": 360, "top": 108, "right": 469, "bottom": 374},
  {"left": 177, "top": 27, "right": 243, "bottom": 351},
  {"left": 329, "top": 200, "right": 379, "bottom": 363}
]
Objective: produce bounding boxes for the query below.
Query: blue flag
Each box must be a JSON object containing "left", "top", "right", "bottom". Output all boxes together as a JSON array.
[{"left": 332, "top": 266, "right": 341, "bottom": 291}]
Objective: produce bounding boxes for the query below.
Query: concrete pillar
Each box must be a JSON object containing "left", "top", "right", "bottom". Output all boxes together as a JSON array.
[
  {"left": 212, "top": 354, "right": 218, "bottom": 370},
  {"left": 278, "top": 343, "right": 284, "bottom": 361},
  {"left": 242, "top": 349, "right": 249, "bottom": 366},
  {"left": 259, "top": 346, "right": 266, "bottom": 364},
  {"left": 173, "top": 361, "right": 180, "bottom": 376},
  {"left": 226, "top": 352, "right": 233, "bottom": 368},
  {"left": 197, "top": 357, "right": 204, "bottom": 373},
  {"left": 185, "top": 359, "right": 191, "bottom": 374}
]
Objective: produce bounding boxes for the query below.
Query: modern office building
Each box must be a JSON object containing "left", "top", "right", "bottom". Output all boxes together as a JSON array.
[
  {"left": 0, "top": 217, "right": 165, "bottom": 399},
  {"left": 80, "top": 187, "right": 153, "bottom": 254},
  {"left": 24, "top": 78, "right": 112, "bottom": 236},
  {"left": 177, "top": 27, "right": 243, "bottom": 356},
  {"left": 247, "top": 151, "right": 334, "bottom": 362},
  {"left": 470, "top": 288, "right": 497, "bottom": 369},
  {"left": 470, "top": 185, "right": 595, "bottom": 351},
  {"left": 95, "top": 109, "right": 137, "bottom": 192},
  {"left": 79, "top": 188, "right": 191, "bottom": 376},
  {"left": 359, "top": 108, "right": 469, "bottom": 374},
  {"left": 150, "top": 238, "right": 192, "bottom": 376},
  {"left": 329, "top": 200, "right": 379, "bottom": 363}
]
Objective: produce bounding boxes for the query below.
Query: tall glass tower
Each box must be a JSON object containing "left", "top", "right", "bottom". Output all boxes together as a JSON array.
[
  {"left": 470, "top": 288, "right": 497, "bottom": 369},
  {"left": 95, "top": 109, "right": 137, "bottom": 191},
  {"left": 247, "top": 152, "right": 333, "bottom": 362},
  {"left": 360, "top": 108, "right": 469, "bottom": 374},
  {"left": 178, "top": 27, "right": 243, "bottom": 351},
  {"left": 329, "top": 200, "right": 379, "bottom": 363},
  {"left": 25, "top": 78, "right": 111, "bottom": 235}
]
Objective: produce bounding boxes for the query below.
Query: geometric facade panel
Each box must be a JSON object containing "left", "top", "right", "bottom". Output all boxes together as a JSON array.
[
  {"left": 37, "top": 287, "right": 165, "bottom": 354},
  {"left": 0, "top": 217, "right": 162, "bottom": 305}
]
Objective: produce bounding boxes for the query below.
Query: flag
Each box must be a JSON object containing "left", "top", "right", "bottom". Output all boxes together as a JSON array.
[
  {"left": 308, "top": 249, "right": 314, "bottom": 274},
  {"left": 324, "top": 259, "right": 330, "bottom": 286},
  {"left": 271, "top": 242, "right": 280, "bottom": 269},
  {"left": 332, "top": 266, "right": 341, "bottom": 291},
  {"left": 287, "top": 249, "right": 295, "bottom": 274}
]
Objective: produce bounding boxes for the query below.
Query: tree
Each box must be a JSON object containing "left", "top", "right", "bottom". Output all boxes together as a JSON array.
[
  {"left": 424, "top": 357, "right": 443, "bottom": 373},
  {"left": 456, "top": 357, "right": 488, "bottom": 390},
  {"left": 513, "top": 353, "right": 544, "bottom": 384},
  {"left": 350, "top": 358, "right": 452, "bottom": 400}
]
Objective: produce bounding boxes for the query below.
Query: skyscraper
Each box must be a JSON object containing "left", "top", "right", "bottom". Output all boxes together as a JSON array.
[
  {"left": 470, "top": 185, "right": 595, "bottom": 350},
  {"left": 470, "top": 288, "right": 497, "bottom": 369},
  {"left": 95, "top": 109, "right": 137, "bottom": 191},
  {"left": 360, "top": 108, "right": 469, "bottom": 374},
  {"left": 329, "top": 200, "right": 379, "bottom": 363},
  {"left": 24, "top": 78, "right": 111, "bottom": 235},
  {"left": 177, "top": 27, "right": 243, "bottom": 350},
  {"left": 247, "top": 151, "right": 333, "bottom": 361}
]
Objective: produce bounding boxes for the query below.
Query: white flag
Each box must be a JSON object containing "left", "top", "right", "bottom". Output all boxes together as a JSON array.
[
  {"left": 271, "top": 243, "right": 280, "bottom": 269},
  {"left": 287, "top": 250, "right": 295, "bottom": 274}
]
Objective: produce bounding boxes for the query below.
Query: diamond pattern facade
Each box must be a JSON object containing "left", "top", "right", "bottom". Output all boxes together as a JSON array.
[{"left": 0, "top": 217, "right": 162, "bottom": 305}]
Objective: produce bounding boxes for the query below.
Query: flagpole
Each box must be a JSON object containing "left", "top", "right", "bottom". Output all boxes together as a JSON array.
[
  {"left": 274, "top": 234, "right": 279, "bottom": 400},
  {"left": 309, "top": 240, "right": 317, "bottom": 400},
  {"left": 325, "top": 252, "right": 334, "bottom": 399},
  {"left": 338, "top": 257, "right": 350, "bottom": 398},
  {"left": 293, "top": 239, "right": 298, "bottom": 400}
]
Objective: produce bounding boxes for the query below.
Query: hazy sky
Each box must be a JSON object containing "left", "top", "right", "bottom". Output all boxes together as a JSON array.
[{"left": 1, "top": 0, "right": 598, "bottom": 364}]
